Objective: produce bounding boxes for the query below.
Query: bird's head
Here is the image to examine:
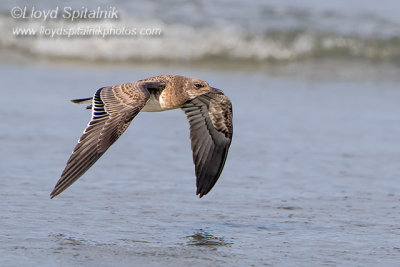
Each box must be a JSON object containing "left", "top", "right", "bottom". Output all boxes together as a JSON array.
[{"left": 185, "top": 78, "right": 217, "bottom": 99}]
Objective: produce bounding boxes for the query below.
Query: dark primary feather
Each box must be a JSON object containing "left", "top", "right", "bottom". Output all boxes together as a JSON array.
[
  {"left": 182, "top": 91, "right": 233, "bottom": 197},
  {"left": 50, "top": 82, "right": 163, "bottom": 198}
]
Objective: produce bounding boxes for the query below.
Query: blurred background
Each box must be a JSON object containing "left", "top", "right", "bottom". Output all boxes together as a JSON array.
[
  {"left": 1, "top": 1, "right": 400, "bottom": 266},
  {"left": 2, "top": 0, "right": 400, "bottom": 69}
]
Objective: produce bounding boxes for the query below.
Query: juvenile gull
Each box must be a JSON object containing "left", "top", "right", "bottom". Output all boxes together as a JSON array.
[{"left": 50, "top": 75, "right": 233, "bottom": 198}]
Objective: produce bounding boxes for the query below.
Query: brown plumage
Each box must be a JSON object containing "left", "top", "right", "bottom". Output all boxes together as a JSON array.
[{"left": 50, "top": 75, "right": 233, "bottom": 198}]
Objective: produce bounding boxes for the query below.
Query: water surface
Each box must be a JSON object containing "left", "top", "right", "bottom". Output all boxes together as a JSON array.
[{"left": 1, "top": 62, "right": 400, "bottom": 266}]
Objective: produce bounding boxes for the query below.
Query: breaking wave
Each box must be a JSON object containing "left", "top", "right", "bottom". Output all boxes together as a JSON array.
[{"left": 1, "top": 6, "right": 400, "bottom": 64}]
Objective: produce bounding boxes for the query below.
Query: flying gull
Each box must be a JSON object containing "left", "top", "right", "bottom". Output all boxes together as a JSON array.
[{"left": 50, "top": 75, "right": 233, "bottom": 198}]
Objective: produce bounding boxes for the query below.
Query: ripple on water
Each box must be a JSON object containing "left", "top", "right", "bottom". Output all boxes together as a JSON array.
[{"left": 186, "top": 231, "right": 232, "bottom": 247}]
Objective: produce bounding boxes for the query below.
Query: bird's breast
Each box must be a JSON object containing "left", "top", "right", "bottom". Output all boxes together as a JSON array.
[{"left": 141, "top": 91, "right": 173, "bottom": 112}]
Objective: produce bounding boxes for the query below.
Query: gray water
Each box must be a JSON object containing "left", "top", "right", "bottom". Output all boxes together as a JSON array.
[{"left": 1, "top": 61, "right": 400, "bottom": 266}]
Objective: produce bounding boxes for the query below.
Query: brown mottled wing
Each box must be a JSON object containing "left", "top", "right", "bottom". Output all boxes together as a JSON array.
[
  {"left": 50, "top": 81, "right": 164, "bottom": 198},
  {"left": 181, "top": 90, "right": 233, "bottom": 197}
]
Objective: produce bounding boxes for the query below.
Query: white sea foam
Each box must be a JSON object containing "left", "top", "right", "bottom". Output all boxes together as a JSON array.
[{"left": 1, "top": 2, "right": 400, "bottom": 64}]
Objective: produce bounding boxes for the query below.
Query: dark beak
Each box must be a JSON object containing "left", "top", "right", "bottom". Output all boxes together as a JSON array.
[{"left": 211, "top": 87, "right": 223, "bottom": 94}]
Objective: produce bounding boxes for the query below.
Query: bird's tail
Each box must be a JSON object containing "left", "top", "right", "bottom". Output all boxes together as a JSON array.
[{"left": 71, "top": 97, "right": 93, "bottom": 109}]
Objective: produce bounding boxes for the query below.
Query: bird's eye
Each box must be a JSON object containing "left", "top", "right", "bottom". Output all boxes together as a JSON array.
[{"left": 195, "top": 83, "right": 204, "bottom": 89}]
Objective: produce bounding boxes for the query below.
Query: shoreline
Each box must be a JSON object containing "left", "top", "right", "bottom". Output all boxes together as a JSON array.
[{"left": 3, "top": 53, "right": 400, "bottom": 83}]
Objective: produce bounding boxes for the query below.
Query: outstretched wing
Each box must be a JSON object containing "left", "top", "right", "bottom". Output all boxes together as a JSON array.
[
  {"left": 181, "top": 90, "right": 233, "bottom": 197},
  {"left": 50, "top": 81, "right": 165, "bottom": 198}
]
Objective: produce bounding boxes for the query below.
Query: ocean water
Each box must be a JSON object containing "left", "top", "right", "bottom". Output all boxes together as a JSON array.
[
  {"left": 1, "top": 62, "right": 400, "bottom": 266},
  {"left": 1, "top": 0, "right": 400, "bottom": 266},
  {"left": 1, "top": 0, "right": 400, "bottom": 63}
]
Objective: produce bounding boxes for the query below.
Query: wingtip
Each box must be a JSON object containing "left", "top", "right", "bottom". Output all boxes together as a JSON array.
[
  {"left": 196, "top": 190, "right": 206, "bottom": 198},
  {"left": 50, "top": 187, "right": 59, "bottom": 199},
  {"left": 71, "top": 97, "right": 93, "bottom": 104}
]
